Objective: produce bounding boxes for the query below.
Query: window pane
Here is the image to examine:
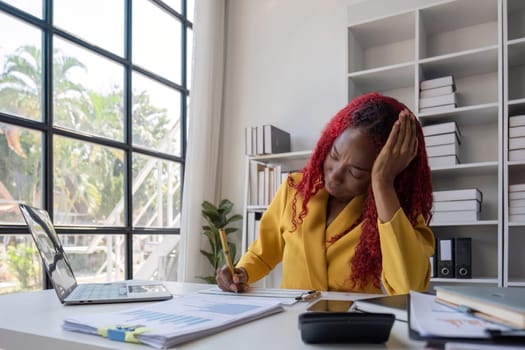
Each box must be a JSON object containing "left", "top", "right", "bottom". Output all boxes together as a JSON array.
[
  {"left": 0, "top": 234, "right": 42, "bottom": 295},
  {"left": 132, "top": 72, "right": 181, "bottom": 156},
  {"left": 60, "top": 234, "right": 125, "bottom": 282},
  {"left": 53, "top": 136, "right": 125, "bottom": 226},
  {"left": 186, "top": 95, "right": 190, "bottom": 140},
  {"left": 133, "top": 234, "right": 179, "bottom": 280},
  {"left": 54, "top": 0, "right": 124, "bottom": 56},
  {"left": 162, "top": 0, "right": 181, "bottom": 13},
  {"left": 187, "top": 0, "right": 194, "bottom": 23},
  {"left": 1, "top": 0, "right": 42, "bottom": 18},
  {"left": 0, "top": 12, "right": 42, "bottom": 121},
  {"left": 53, "top": 37, "right": 124, "bottom": 141},
  {"left": 133, "top": 0, "right": 182, "bottom": 84},
  {"left": 186, "top": 96, "right": 191, "bottom": 140},
  {"left": 186, "top": 28, "right": 193, "bottom": 90},
  {"left": 132, "top": 154, "right": 181, "bottom": 228},
  {"left": 0, "top": 122, "right": 43, "bottom": 224}
]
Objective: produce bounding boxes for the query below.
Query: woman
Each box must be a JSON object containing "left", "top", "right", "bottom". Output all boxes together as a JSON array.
[{"left": 217, "top": 92, "right": 434, "bottom": 295}]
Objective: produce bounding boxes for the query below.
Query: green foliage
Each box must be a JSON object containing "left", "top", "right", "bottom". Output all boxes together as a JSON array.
[
  {"left": 198, "top": 199, "right": 242, "bottom": 283},
  {"left": 6, "top": 243, "right": 40, "bottom": 290},
  {"left": 0, "top": 45, "right": 179, "bottom": 226}
]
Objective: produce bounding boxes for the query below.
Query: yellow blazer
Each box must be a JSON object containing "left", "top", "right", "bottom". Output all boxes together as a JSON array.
[{"left": 237, "top": 173, "right": 435, "bottom": 294}]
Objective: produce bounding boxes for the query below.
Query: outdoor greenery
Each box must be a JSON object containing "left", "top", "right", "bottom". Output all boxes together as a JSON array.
[
  {"left": 198, "top": 199, "right": 242, "bottom": 284},
  {"left": 6, "top": 243, "right": 40, "bottom": 290},
  {"left": 0, "top": 44, "right": 182, "bottom": 291},
  {"left": 0, "top": 45, "right": 180, "bottom": 226}
]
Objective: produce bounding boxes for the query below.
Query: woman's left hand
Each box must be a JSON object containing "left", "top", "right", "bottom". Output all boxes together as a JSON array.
[{"left": 372, "top": 108, "right": 418, "bottom": 187}]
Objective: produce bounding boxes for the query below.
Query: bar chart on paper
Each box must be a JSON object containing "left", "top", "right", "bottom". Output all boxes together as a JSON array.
[{"left": 63, "top": 293, "right": 284, "bottom": 348}]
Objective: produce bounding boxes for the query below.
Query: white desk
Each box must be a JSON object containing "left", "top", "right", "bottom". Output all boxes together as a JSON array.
[{"left": 0, "top": 282, "right": 426, "bottom": 350}]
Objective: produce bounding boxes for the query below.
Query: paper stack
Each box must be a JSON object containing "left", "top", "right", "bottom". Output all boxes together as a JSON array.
[
  {"left": 508, "top": 115, "right": 525, "bottom": 161},
  {"left": 431, "top": 188, "right": 482, "bottom": 223},
  {"left": 509, "top": 183, "right": 525, "bottom": 222},
  {"left": 63, "top": 292, "right": 284, "bottom": 349},
  {"left": 419, "top": 75, "right": 457, "bottom": 114},
  {"left": 423, "top": 121, "right": 462, "bottom": 168}
]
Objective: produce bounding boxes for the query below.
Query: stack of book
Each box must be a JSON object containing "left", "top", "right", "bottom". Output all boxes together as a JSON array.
[
  {"left": 508, "top": 115, "right": 525, "bottom": 161},
  {"left": 419, "top": 75, "right": 457, "bottom": 114},
  {"left": 248, "top": 162, "right": 284, "bottom": 206},
  {"left": 423, "top": 121, "right": 462, "bottom": 168},
  {"left": 509, "top": 183, "right": 525, "bottom": 222},
  {"left": 245, "top": 124, "right": 291, "bottom": 156},
  {"left": 431, "top": 188, "right": 482, "bottom": 223},
  {"left": 434, "top": 286, "right": 525, "bottom": 330}
]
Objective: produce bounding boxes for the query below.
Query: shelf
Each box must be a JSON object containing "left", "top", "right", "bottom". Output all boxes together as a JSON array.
[
  {"left": 508, "top": 41, "right": 525, "bottom": 100},
  {"left": 342, "top": 0, "right": 508, "bottom": 287},
  {"left": 246, "top": 205, "right": 268, "bottom": 212},
  {"left": 430, "top": 161, "right": 498, "bottom": 175},
  {"left": 419, "top": 103, "right": 499, "bottom": 125},
  {"left": 508, "top": 164, "right": 525, "bottom": 186},
  {"left": 348, "top": 63, "right": 414, "bottom": 100},
  {"left": 419, "top": 0, "right": 498, "bottom": 58},
  {"left": 507, "top": 281, "right": 525, "bottom": 287},
  {"left": 508, "top": 222, "right": 525, "bottom": 227},
  {"left": 508, "top": 98, "right": 525, "bottom": 115},
  {"left": 347, "top": 11, "right": 415, "bottom": 72},
  {"left": 430, "top": 220, "right": 498, "bottom": 227},
  {"left": 507, "top": 229, "right": 525, "bottom": 283},
  {"left": 507, "top": 161, "right": 525, "bottom": 168},
  {"left": 507, "top": 37, "right": 525, "bottom": 46},
  {"left": 507, "top": 0, "right": 525, "bottom": 41},
  {"left": 419, "top": 46, "right": 499, "bottom": 79},
  {"left": 248, "top": 150, "right": 311, "bottom": 162},
  {"left": 430, "top": 277, "right": 498, "bottom": 284},
  {"left": 507, "top": 40, "right": 525, "bottom": 68}
]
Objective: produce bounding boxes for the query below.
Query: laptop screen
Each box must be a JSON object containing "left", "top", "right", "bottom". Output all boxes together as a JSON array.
[{"left": 19, "top": 204, "right": 78, "bottom": 302}]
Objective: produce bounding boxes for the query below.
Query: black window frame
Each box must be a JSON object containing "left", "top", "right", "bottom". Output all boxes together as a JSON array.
[{"left": 0, "top": 0, "right": 191, "bottom": 287}]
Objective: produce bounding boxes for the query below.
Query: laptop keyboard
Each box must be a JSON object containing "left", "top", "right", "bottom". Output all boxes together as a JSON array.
[{"left": 70, "top": 283, "right": 128, "bottom": 300}]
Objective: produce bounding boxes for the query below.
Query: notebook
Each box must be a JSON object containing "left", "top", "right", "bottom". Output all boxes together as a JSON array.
[{"left": 19, "top": 204, "right": 173, "bottom": 305}]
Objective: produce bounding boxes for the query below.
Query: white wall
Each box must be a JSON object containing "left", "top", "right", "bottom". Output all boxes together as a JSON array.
[{"left": 218, "top": 0, "right": 366, "bottom": 218}]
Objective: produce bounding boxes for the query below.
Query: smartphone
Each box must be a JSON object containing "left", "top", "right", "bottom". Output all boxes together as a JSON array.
[{"left": 306, "top": 299, "right": 354, "bottom": 312}]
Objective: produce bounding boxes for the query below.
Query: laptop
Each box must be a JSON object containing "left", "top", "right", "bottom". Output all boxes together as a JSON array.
[{"left": 19, "top": 203, "right": 173, "bottom": 305}]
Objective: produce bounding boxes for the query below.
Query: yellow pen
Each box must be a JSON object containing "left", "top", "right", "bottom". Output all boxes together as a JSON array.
[{"left": 219, "top": 228, "right": 235, "bottom": 275}]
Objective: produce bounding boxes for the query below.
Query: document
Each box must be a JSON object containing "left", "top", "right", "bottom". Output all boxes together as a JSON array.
[
  {"left": 198, "top": 286, "right": 319, "bottom": 305},
  {"left": 409, "top": 291, "right": 510, "bottom": 339},
  {"left": 63, "top": 292, "right": 284, "bottom": 348}
]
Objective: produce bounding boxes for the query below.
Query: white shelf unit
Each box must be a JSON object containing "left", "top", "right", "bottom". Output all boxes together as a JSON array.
[
  {"left": 503, "top": 0, "right": 525, "bottom": 287},
  {"left": 241, "top": 150, "right": 311, "bottom": 288},
  {"left": 347, "top": 0, "right": 503, "bottom": 286},
  {"left": 241, "top": 150, "right": 312, "bottom": 253}
]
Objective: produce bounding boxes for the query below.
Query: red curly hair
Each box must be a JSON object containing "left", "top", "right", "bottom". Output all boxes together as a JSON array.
[{"left": 289, "top": 92, "right": 433, "bottom": 290}]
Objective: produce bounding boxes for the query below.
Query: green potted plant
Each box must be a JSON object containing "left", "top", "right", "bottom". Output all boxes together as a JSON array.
[{"left": 198, "top": 199, "right": 243, "bottom": 283}]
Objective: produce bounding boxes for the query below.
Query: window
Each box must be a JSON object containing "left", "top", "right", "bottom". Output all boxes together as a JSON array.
[{"left": 0, "top": 0, "right": 193, "bottom": 294}]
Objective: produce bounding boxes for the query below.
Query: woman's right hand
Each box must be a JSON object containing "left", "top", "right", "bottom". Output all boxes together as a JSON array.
[{"left": 215, "top": 265, "right": 250, "bottom": 292}]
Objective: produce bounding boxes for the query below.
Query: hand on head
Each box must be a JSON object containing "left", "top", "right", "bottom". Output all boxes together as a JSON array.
[
  {"left": 216, "top": 265, "right": 250, "bottom": 292},
  {"left": 371, "top": 108, "right": 418, "bottom": 186}
]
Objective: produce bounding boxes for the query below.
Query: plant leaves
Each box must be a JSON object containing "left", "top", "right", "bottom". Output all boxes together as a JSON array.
[
  {"left": 198, "top": 198, "right": 243, "bottom": 281},
  {"left": 218, "top": 199, "right": 233, "bottom": 214},
  {"left": 200, "top": 249, "right": 215, "bottom": 266}
]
